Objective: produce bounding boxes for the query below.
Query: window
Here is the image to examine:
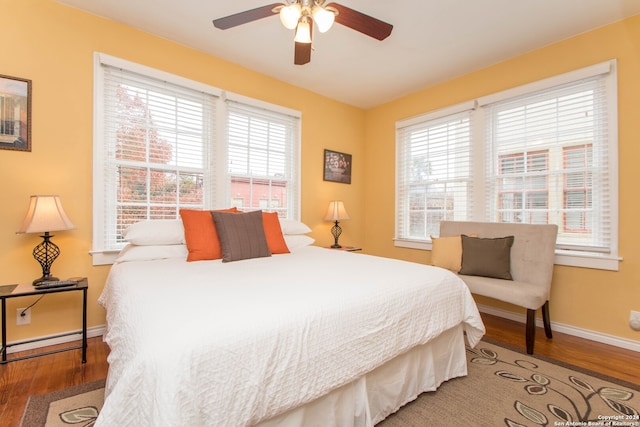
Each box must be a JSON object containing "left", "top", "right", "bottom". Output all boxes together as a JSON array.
[
  {"left": 93, "top": 54, "right": 301, "bottom": 265},
  {"left": 396, "top": 106, "right": 473, "bottom": 241},
  {"left": 396, "top": 61, "right": 618, "bottom": 270},
  {"left": 226, "top": 101, "right": 299, "bottom": 218}
]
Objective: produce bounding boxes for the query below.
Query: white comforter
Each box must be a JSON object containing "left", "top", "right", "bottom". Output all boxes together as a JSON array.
[{"left": 97, "top": 246, "right": 484, "bottom": 427}]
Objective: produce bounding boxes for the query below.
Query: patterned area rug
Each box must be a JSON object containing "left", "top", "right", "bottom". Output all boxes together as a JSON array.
[
  {"left": 20, "top": 340, "right": 639, "bottom": 427},
  {"left": 379, "top": 339, "right": 639, "bottom": 427},
  {"left": 20, "top": 380, "right": 104, "bottom": 427}
]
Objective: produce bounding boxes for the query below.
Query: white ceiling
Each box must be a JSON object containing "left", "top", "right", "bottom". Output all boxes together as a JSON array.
[{"left": 57, "top": 0, "right": 640, "bottom": 108}]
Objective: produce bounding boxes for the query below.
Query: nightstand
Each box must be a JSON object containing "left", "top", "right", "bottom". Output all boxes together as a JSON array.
[
  {"left": 0, "top": 278, "right": 88, "bottom": 364},
  {"left": 327, "top": 246, "right": 362, "bottom": 252}
]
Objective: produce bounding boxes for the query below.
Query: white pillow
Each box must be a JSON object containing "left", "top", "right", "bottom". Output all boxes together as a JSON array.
[
  {"left": 284, "top": 235, "right": 315, "bottom": 250},
  {"left": 279, "top": 219, "right": 312, "bottom": 235},
  {"left": 116, "top": 244, "right": 188, "bottom": 262},
  {"left": 123, "top": 219, "right": 185, "bottom": 245}
]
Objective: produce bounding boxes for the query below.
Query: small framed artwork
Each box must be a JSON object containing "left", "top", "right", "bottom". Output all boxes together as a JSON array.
[
  {"left": 0, "top": 74, "right": 32, "bottom": 152},
  {"left": 323, "top": 149, "right": 352, "bottom": 184}
]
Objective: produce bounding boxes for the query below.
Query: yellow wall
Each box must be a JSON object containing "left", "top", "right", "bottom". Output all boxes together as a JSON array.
[
  {"left": 0, "top": 0, "right": 365, "bottom": 341},
  {"left": 364, "top": 15, "right": 640, "bottom": 342},
  {"left": 2, "top": 0, "right": 639, "bottom": 346}
]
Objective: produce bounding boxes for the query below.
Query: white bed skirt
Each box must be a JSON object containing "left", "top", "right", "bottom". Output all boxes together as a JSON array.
[{"left": 257, "top": 324, "right": 467, "bottom": 427}]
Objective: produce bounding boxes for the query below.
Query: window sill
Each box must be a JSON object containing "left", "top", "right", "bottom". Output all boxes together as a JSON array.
[
  {"left": 393, "top": 238, "right": 621, "bottom": 271},
  {"left": 90, "top": 250, "right": 120, "bottom": 266}
]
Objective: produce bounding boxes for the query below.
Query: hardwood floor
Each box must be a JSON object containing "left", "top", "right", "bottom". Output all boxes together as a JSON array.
[
  {"left": 1, "top": 314, "right": 638, "bottom": 426},
  {"left": 0, "top": 337, "right": 110, "bottom": 426}
]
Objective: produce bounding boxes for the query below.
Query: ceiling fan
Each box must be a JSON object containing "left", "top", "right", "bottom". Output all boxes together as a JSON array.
[{"left": 212, "top": 1, "right": 393, "bottom": 65}]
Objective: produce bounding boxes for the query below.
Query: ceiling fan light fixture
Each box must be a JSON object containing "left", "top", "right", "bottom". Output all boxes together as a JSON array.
[
  {"left": 280, "top": 3, "right": 302, "bottom": 30},
  {"left": 294, "top": 18, "right": 312, "bottom": 43},
  {"left": 312, "top": 6, "right": 335, "bottom": 33}
]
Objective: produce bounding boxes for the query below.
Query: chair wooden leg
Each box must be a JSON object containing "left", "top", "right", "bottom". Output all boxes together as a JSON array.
[
  {"left": 526, "top": 309, "right": 536, "bottom": 354},
  {"left": 542, "top": 301, "right": 553, "bottom": 339}
]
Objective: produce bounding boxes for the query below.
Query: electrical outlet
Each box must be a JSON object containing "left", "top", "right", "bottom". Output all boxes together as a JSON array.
[
  {"left": 630, "top": 310, "right": 640, "bottom": 331},
  {"left": 16, "top": 308, "right": 31, "bottom": 326}
]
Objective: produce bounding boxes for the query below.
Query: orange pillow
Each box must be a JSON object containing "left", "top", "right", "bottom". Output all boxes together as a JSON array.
[
  {"left": 261, "top": 212, "right": 290, "bottom": 254},
  {"left": 180, "top": 208, "right": 238, "bottom": 261}
]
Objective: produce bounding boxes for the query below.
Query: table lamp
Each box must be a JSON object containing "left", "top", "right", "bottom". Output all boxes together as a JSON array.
[
  {"left": 16, "top": 195, "right": 76, "bottom": 284},
  {"left": 324, "top": 200, "right": 350, "bottom": 248}
]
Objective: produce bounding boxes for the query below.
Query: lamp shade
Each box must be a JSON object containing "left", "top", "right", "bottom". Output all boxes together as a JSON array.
[
  {"left": 17, "top": 195, "right": 76, "bottom": 234},
  {"left": 324, "top": 201, "right": 350, "bottom": 221},
  {"left": 279, "top": 3, "right": 302, "bottom": 30},
  {"left": 312, "top": 6, "right": 335, "bottom": 33},
  {"left": 294, "top": 18, "right": 312, "bottom": 43}
]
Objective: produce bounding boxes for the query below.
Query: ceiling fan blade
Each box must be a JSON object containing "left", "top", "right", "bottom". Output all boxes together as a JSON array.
[
  {"left": 326, "top": 3, "right": 393, "bottom": 41},
  {"left": 212, "top": 3, "right": 282, "bottom": 30},
  {"left": 294, "top": 42, "right": 312, "bottom": 65}
]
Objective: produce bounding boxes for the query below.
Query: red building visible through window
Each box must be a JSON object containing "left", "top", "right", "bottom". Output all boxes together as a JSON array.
[{"left": 230, "top": 177, "right": 287, "bottom": 215}]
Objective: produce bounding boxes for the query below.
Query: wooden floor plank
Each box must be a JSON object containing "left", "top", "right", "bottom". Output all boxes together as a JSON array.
[{"left": 0, "top": 314, "right": 638, "bottom": 426}]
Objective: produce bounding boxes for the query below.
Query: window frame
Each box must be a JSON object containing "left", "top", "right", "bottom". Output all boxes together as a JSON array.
[
  {"left": 92, "top": 53, "right": 301, "bottom": 265},
  {"left": 395, "top": 60, "right": 619, "bottom": 271}
]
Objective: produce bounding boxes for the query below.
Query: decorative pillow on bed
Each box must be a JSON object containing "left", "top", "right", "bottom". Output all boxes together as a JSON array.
[
  {"left": 279, "top": 219, "right": 312, "bottom": 235},
  {"left": 284, "top": 234, "right": 315, "bottom": 250},
  {"left": 459, "top": 234, "right": 514, "bottom": 280},
  {"left": 180, "top": 208, "right": 239, "bottom": 262},
  {"left": 261, "top": 211, "right": 290, "bottom": 254},
  {"left": 430, "top": 233, "right": 477, "bottom": 272},
  {"left": 116, "top": 244, "right": 188, "bottom": 262},
  {"left": 122, "top": 219, "right": 185, "bottom": 246},
  {"left": 211, "top": 210, "right": 272, "bottom": 262}
]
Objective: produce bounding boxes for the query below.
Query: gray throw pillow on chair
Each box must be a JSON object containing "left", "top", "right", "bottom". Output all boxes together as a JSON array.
[{"left": 459, "top": 234, "right": 514, "bottom": 280}]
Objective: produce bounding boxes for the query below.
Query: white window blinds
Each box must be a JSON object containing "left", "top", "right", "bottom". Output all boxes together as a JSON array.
[
  {"left": 225, "top": 100, "right": 300, "bottom": 219},
  {"left": 100, "top": 64, "right": 217, "bottom": 250},
  {"left": 396, "top": 108, "right": 473, "bottom": 241},
  {"left": 484, "top": 75, "right": 611, "bottom": 253},
  {"left": 395, "top": 61, "right": 618, "bottom": 269}
]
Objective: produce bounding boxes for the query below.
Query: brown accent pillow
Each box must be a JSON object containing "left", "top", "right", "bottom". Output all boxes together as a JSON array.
[
  {"left": 459, "top": 235, "right": 514, "bottom": 280},
  {"left": 211, "top": 210, "right": 272, "bottom": 262}
]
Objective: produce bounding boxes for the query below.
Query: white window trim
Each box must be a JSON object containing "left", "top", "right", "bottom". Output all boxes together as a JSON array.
[
  {"left": 394, "top": 60, "right": 620, "bottom": 271},
  {"left": 91, "top": 53, "right": 301, "bottom": 265}
]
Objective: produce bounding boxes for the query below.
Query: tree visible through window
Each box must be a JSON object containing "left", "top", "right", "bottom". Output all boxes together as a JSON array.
[
  {"left": 112, "top": 84, "right": 208, "bottom": 244},
  {"left": 93, "top": 54, "right": 301, "bottom": 263}
]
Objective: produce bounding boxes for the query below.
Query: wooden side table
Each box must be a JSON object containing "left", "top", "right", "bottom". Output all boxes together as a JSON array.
[
  {"left": 0, "top": 278, "right": 88, "bottom": 364},
  {"left": 327, "top": 246, "right": 362, "bottom": 252}
]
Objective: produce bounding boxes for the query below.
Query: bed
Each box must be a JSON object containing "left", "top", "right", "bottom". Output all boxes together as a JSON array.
[{"left": 96, "top": 219, "right": 485, "bottom": 427}]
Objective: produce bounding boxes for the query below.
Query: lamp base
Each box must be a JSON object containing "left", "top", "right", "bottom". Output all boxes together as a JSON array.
[
  {"left": 33, "top": 275, "right": 59, "bottom": 285},
  {"left": 32, "top": 232, "right": 61, "bottom": 285},
  {"left": 330, "top": 220, "right": 343, "bottom": 249}
]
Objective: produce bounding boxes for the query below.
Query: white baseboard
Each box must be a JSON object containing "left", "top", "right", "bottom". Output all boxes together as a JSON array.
[
  {"left": 6, "top": 325, "right": 106, "bottom": 354},
  {"left": 478, "top": 304, "right": 640, "bottom": 353}
]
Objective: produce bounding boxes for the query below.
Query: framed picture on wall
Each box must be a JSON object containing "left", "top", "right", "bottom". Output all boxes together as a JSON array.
[
  {"left": 323, "top": 149, "right": 352, "bottom": 184},
  {"left": 0, "top": 74, "right": 32, "bottom": 152}
]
